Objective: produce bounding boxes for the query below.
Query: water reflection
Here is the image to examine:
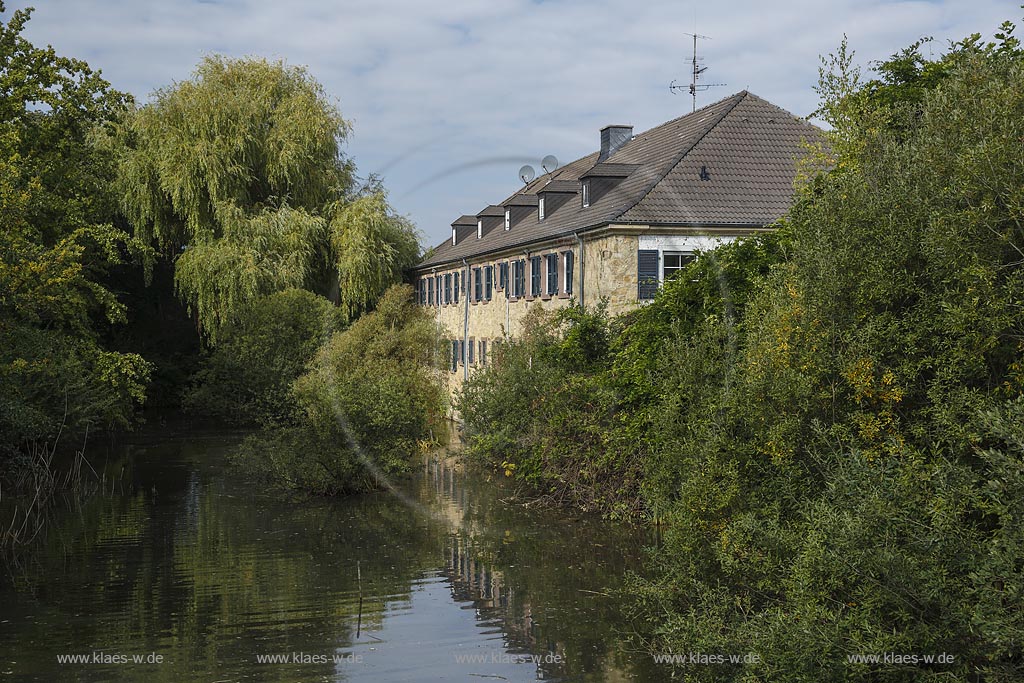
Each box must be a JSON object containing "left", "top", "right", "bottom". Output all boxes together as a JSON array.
[{"left": 0, "top": 425, "right": 666, "bottom": 682}]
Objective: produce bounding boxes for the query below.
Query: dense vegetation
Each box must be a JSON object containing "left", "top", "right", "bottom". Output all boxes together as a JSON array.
[
  {"left": 231, "top": 284, "right": 447, "bottom": 495},
  {"left": 1, "top": 3, "right": 441, "bottom": 548},
  {"left": 0, "top": 4, "right": 148, "bottom": 465},
  {"left": 460, "top": 23, "right": 1024, "bottom": 681}
]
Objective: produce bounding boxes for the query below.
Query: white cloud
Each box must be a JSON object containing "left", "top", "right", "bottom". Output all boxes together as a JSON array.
[{"left": 8, "top": 0, "right": 1016, "bottom": 247}]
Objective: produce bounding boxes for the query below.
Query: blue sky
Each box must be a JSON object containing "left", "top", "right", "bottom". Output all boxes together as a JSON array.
[{"left": 8, "top": 0, "right": 1017, "bottom": 249}]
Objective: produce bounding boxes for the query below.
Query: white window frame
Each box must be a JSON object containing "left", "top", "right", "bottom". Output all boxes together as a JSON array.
[
  {"left": 477, "top": 219, "right": 482, "bottom": 239},
  {"left": 662, "top": 251, "right": 695, "bottom": 282},
  {"left": 581, "top": 180, "right": 590, "bottom": 207},
  {"left": 538, "top": 195, "right": 545, "bottom": 221},
  {"left": 504, "top": 208, "right": 511, "bottom": 230}
]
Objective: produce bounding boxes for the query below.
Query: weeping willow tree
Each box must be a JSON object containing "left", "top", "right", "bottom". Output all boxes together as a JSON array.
[
  {"left": 118, "top": 55, "right": 420, "bottom": 340},
  {"left": 331, "top": 193, "right": 421, "bottom": 320}
]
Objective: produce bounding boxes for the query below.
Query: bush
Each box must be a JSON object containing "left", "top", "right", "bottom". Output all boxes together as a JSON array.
[
  {"left": 231, "top": 284, "right": 447, "bottom": 495},
  {"left": 183, "top": 288, "right": 343, "bottom": 425}
]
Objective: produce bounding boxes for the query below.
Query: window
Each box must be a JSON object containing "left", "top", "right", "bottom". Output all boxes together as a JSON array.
[
  {"left": 473, "top": 267, "right": 482, "bottom": 301},
  {"left": 638, "top": 249, "right": 659, "bottom": 300},
  {"left": 484, "top": 265, "right": 493, "bottom": 301},
  {"left": 663, "top": 252, "right": 696, "bottom": 281},
  {"left": 546, "top": 253, "right": 558, "bottom": 296},
  {"left": 477, "top": 219, "right": 482, "bottom": 239},
  {"left": 459, "top": 340, "right": 465, "bottom": 365},
  {"left": 530, "top": 255, "right": 542, "bottom": 297},
  {"left": 563, "top": 251, "right": 574, "bottom": 295},
  {"left": 453, "top": 271, "right": 460, "bottom": 303},
  {"left": 499, "top": 262, "right": 508, "bottom": 291},
  {"left": 444, "top": 273, "right": 452, "bottom": 305},
  {"left": 513, "top": 259, "right": 526, "bottom": 298},
  {"left": 581, "top": 180, "right": 590, "bottom": 207},
  {"left": 480, "top": 339, "right": 487, "bottom": 366},
  {"left": 538, "top": 195, "right": 545, "bottom": 221},
  {"left": 450, "top": 340, "right": 458, "bottom": 373},
  {"left": 468, "top": 338, "right": 475, "bottom": 364},
  {"left": 428, "top": 277, "right": 434, "bottom": 306},
  {"left": 504, "top": 208, "right": 511, "bottom": 230},
  {"left": 435, "top": 275, "right": 442, "bottom": 307}
]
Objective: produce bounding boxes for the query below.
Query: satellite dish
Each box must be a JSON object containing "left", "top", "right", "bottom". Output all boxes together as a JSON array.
[
  {"left": 519, "top": 164, "right": 536, "bottom": 184},
  {"left": 541, "top": 155, "right": 559, "bottom": 174}
]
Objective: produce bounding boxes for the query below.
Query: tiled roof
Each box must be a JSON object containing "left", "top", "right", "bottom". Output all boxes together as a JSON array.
[
  {"left": 581, "top": 163, "right": 640, "bottom": 178},
  {"left": 418, "top": 91, "right": 823, "bottom": 270},
  {"left": 476, "top": 205, "right": 504, "bottom": 218},
  {"left": 451, "top": 214, "right": 477, "bottom": 227},
  {"left": 504, "top": 194, "right": 539, "bottom": 207},
  {"left": 535, "top": 179, "right": 579, "bottom": 194}
]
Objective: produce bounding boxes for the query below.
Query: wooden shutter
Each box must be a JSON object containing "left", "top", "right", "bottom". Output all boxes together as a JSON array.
[{"left": 638, "top": 249, "right": 659, "bottom": 300}]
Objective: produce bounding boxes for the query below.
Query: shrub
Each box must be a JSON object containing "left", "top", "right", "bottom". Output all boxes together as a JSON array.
[
  {"left": 231, "top": 284, "right": 447, "bottom": 495},
  {"left": 183, "top": 288, "right": 343, "bottom": 425}
]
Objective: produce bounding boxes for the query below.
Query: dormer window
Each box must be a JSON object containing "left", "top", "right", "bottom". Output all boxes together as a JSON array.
[
  {"left": 504, "top": 208, "right": 511, "bottom": 230},
  {"left": 477, "top": 219, "right": 482, "bottom": 239},
  {"left": 581, "top": 180, "right": 590, "bottom": 207},
  {"left": 452, "top": 227, "right": 456, "bottom": 246},
  {"left": 538, "top": 196, "right": 545, "bottom": 221}
]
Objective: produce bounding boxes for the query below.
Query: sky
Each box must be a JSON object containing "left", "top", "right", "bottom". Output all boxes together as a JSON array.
[{"left": 8, "top": 0, "right": 1017, "bottom": 249}]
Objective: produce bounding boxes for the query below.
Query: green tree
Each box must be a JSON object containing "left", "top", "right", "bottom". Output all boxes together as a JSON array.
[
  {"left": 232, "top": 285, "right": 447, "bottom": 495},
  {"left": 0, "top": 3, "right": 149, "bottom": 466},
  {"left": 118, "top": 56, "right": 420, "bottom": 339},
  {"left": 183, "top": 288, "right": 345, "bottom": 425}
]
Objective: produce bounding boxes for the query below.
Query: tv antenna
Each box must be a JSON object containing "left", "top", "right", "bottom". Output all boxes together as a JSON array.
[{"left": 670, "top": 32, "right": 726, "bottom": 112}]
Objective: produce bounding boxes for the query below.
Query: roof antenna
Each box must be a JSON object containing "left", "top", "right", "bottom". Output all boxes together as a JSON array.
[{"left": 670, "top": 32, "right": 726, "bottom": 112}]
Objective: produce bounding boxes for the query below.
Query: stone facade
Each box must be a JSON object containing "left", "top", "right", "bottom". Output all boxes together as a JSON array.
[{"left": 417, "top": 226, "right": 752, "bottom": 398}]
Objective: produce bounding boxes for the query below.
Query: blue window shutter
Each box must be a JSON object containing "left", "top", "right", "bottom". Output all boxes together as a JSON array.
[
  {"left": 546, "top": 254, "right": 558, "bottom": 295},
  {"left": 565, "top": 251, "right": 574, "bottom": 294},
  {"left": 638, "top": 249, "right": 659, "bottom": 300}
]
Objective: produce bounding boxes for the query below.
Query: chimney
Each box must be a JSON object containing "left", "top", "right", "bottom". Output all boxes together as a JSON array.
[{"left": 599, "top": 124, "right": 633, "bottom": 161}]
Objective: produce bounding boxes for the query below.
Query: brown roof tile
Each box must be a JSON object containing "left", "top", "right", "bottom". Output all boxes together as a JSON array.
[{"left": 418, "top": 92, "right": 824, "bottom": 270}]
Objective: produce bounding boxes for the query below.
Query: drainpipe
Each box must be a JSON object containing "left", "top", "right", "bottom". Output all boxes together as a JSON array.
[{"left": 461, "top": 258, "right": 469, "bottom": 382}]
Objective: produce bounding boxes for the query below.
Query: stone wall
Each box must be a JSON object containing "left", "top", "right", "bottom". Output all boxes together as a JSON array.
[
  {"left": 415, "top": 225, "right": 760, "bottom": 410},
  {"left": 420, "top": 231, "right": 649, "bottom": 403}
]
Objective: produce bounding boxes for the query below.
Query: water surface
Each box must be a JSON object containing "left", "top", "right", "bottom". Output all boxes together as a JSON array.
[{"left": 0, "top": 425, "right": 666, "bottom": 682}]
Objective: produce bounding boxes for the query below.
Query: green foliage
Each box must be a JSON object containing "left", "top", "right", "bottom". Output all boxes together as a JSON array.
[
  {"left": 331, "top": 191, "right": 422, "bottom": 320},
  {"left": 626, "top": 23, "right": 1024, "bottom": 682},
  {"left": 232, "top": 285, "right": 447, "bottom": 495},
  {"left": 460, "top": 15, "right": 1024, "bottom": 678},
  {"left": 183, "top": 288, "right": 343, "bottom": 425},
  {"left": 459, "top": 303, "right": 644, "bottom": 516},
  {"left": 118, "top": 55, "right": 420, "bottom": 339},
  {"left": 0, "top": 3, "right": 149, "bottom": 464}
]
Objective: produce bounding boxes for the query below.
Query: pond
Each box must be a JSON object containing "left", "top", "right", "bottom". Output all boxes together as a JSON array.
[{"left": 0, "top": 424, "right": 669, "bottom": 682}]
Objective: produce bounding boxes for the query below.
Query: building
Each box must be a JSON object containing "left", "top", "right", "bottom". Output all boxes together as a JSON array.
[{"left": 413, "top": 91, "right": 824, "bottom": 390}]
